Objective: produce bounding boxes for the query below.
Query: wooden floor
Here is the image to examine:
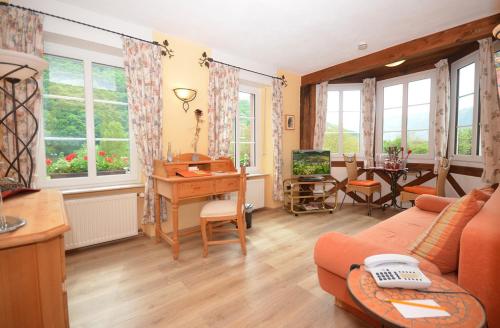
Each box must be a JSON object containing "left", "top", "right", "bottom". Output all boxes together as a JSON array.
[{"left": 66, "top": 205, "right": 398, "bottom": 328}]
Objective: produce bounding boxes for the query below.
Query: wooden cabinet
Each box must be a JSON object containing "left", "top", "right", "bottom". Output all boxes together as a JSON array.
[{"left": 0, "top": 190, "right": 70, "bottom": 328}]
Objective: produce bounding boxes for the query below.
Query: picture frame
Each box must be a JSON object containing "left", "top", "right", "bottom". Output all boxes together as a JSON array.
[{"left": 285, "top": 114, "right": 295, "bottom": 130}]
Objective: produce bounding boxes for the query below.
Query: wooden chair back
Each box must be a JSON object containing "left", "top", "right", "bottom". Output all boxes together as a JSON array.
[
  {"left": 436, "top": 158, "right": 451, "bottom": 196},
  {"left": 343, "top": 154, "right": 358, "bottom": 182}
]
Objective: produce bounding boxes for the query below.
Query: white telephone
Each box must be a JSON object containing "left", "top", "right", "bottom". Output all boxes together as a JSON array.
[{"left": 364, "top": 254, "right": 431, "bottom": 289}]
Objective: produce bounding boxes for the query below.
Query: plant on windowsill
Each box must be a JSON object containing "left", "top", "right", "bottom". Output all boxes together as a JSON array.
[{"left": 192, "top": 109, "right": 203, "bottom": 161}]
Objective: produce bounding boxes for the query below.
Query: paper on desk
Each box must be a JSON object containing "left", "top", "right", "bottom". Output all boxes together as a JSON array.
[{"left": 392, "top": 299, "right": 450, "bottom": 319}]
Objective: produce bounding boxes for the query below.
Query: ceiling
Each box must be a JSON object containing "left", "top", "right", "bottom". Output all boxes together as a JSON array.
[{"left": 56, "top": 0, "right": 499, "bottom": 75}]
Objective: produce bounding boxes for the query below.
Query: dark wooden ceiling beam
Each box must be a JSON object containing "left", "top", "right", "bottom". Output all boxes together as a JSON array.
[{"left": 301, "top": 14, "right": 500, "bottom": 86}]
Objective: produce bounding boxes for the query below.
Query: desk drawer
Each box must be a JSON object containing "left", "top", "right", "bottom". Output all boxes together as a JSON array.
[
  {"left": 178, "top": 180, "right": 215, "bottom": 198},
  {"left": 215, "top": 177, "right": 239, "bottom": 193}
]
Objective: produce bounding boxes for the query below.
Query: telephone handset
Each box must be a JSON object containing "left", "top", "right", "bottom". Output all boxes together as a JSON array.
[{"left": 364, "top": 254, "right": 431, "bottom": 289}]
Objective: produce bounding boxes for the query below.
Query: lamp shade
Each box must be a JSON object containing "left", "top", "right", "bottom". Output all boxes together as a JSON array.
[{"left": 0, "top": 49, "right": 48, "bottom": 81}]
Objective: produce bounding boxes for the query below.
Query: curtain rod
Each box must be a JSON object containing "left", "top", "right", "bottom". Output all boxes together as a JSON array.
[
  {"left": 198, "top": 52, "right": 287, "bottom": 87},
  {"left": 0, "top": 2, "right": 174, "bottom": 58}
]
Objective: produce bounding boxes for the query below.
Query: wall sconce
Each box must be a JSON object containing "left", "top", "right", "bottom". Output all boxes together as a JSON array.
[{"left": 173, "top": 88, "right": 197, "bottom": 112}]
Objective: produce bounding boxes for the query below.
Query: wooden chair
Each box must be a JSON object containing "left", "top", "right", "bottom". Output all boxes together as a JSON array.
[
  {"left": 200, "top": 166, "right": 247, "bottom": 257},
  {"left": 400, "top": 158, "right": 450, "bottom": 204},
  {"left": 340, "top": 154, "right": 381, "bottom": 216}
]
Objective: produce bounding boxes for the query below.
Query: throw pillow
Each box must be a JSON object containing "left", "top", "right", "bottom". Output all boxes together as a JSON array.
[{"left": 409, "top": 192, "right": 484, "bottom": 273}]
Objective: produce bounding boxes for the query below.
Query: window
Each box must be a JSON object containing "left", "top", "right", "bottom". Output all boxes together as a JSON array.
[
  {"left": 450, "top": 51, "right": 480, "bottom": 160},
  {"left": 39, "top": 45, "right": 137, "bottom": 188},
  {"left": 323, "top": 85, "right": 362, "bottom": 155},
  {"left": 230, "top": 85, "right": 260, "bottom": 170},
  {"left": 377, "top": 70, "right": 435, "bottom": 157}
]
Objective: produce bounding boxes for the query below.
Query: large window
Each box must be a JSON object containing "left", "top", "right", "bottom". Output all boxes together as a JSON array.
[
  {"left": 39, "top": 45, "right": 137, "bottom": 187},
  {"left": 450, "top": 52, "right": 480, "bottom": 160},
  {"left": 323, "top": 85, "right": 362, "bottom": 155},
  {"left": 230, "top": 86, "right": 259, "bottom": 170},
  {"left": 377, "top": 70, "right": 434, "bottom": 157}
]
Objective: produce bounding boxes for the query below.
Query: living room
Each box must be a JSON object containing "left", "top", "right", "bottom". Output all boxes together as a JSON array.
[{"left": 0, "top": 0, "right": 499, "bottom": 327}]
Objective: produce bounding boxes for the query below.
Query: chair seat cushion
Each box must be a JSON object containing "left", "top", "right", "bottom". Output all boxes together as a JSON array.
[
  {"left": 403, "top": 185, "right": 437, "bottom": 195},
  {"left": 200, "top": 200, "right": 238, "bottom": 218},
  {"left": 348, "top": 180, "right": 380, "bottom": 187}
]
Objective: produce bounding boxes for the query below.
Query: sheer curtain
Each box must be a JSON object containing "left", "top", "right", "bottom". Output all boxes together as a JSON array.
[
  {"left": 122, "top": 37, "right": 164, "bottom": 224},
  {"left": 313, "top": 81, "right": 328, "bottom": 149},
  {"left": 0, "top": 6, "right": 44, "bottom": 187},
  {"left": 433, "top": 59, "right": 450, "bottom": 173},
  {"left": 478, "top": 38, "right": 500, "bottom": 184},
  {"left": 207, "top": 62, "right": 239, "bottom": 158},
  {"left": 361, "top": 78, "right": 376, "bottom": 167},
  {"left": 272, "top": 78, "right": 284, "bottom": 201}
]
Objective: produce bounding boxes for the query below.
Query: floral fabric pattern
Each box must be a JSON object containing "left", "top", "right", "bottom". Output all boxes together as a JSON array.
[
  {"left": 361, "top": 78, "right": 376, "bottom": 167},
  {"left": 272, "top": 79, "right": 284, "bottom": 201},
  {"left": 0, "top": 7, "right": 43, "bottom": 187},
  {"left": 313, "top": 81, "right": 328, "bottom": 149},
  {"left": 478, "top": 39, "right": 500, "bottom": 184},
  {"left": 434, "top": 59, "right": 450, "bottom": 174},
  {"left": 207, "top": 62, "right": 239, "bottom": 158},
  {"left": 122, "top": 37, "right": 164, "bottom": 224}
]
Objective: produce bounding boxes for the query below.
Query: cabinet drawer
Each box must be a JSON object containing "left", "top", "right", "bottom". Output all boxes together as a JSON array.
[
  {"left": 178, "top": 180, "right": 215, "bottom": 198},
  {"left": 215, "top": 178, "right": 239, "bottom": 193}
]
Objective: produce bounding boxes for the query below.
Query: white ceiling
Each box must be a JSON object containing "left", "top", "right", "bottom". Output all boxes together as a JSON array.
[{"left": 55, "top": 0, "right": 499, "bottom": 75}]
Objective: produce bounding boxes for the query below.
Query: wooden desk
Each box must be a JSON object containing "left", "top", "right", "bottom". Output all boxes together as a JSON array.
[{"left": 152, "top": 156, "right": 238, "bottom": 259}]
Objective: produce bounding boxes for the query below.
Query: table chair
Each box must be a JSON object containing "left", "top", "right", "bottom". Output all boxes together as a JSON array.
[
  {"left": 400, "top": 158, "right": 450, "bottom": 205},
  {"left": 200, "top": 166, "right": 247, "bottom": 257},
  {"left": 340, "top": 154, "right": 381, "bottom": 216}
]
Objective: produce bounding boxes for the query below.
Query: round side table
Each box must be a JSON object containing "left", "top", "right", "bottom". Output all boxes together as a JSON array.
[{"left": 347, "top": 267, "right": 486, "bottom": 328}]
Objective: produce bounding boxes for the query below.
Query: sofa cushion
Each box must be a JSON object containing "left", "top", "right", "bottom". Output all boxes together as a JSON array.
[
  {"left": 415, "top": 195, "right": 457, "bottom": 213},
  {"left": 409, "top": 192, "right": 484, "bottom": 274}
]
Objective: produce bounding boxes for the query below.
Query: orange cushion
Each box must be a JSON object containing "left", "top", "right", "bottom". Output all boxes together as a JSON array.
[
  {"left": 415, "top": 195, "right": 458, "bottom": 213},
  {"left": 409, "top": 192, "right": 484, "bottom": 273},
  {"left": 471, "top": 188, "right": 492, "bottom": 202},
  {"left": 348, "top": 180, "right": 380, "bottom": 187},
  {"left": 403, "top": 185, "right": 437, "bottom": 195}
]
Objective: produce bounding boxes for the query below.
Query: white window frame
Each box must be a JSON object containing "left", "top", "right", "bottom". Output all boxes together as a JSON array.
[
  {"left": 36, "top": 42, "right": 139, "bottom": 189},
  {"left": 375, "top": 69, "right": 437, "bottom": 161},
  {"left": 232, "top": 84, "right": 261, "bottom": 174},
  {"left": 325, "top": 83, "right": 363, "bottom": 158}
]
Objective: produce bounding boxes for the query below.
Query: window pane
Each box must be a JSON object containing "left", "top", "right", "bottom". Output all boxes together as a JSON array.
[
  {"left": 239, "top": 142, "right": 254, "bottom": 167},
  {"left": 458, "top": 63, "right": 475, "bottom": 97},
  {"left": 43, "top": 98, "right": 86, "bottom": 138},
  {"left": 236, "top": 91, "right": 256, "bottom": 167},
  {"left": 408, "top": 78, "right": 431, "bottom": 105},
  {"left": 456, "top": 126, "right": 473, "bottom": 155},
  {"left": 383, "top": 108, "right": 402, "bottom": 132},
  {"left": 457, "top": 94, "right": 474, "bottom": 127},
  {"left": 383, "top": 84, "right": 403, "bottom": 108},
  {"left": 239, "top": 117, "right": 254, "bottom": 142},
  {"left": 407, "top": 104, "right": 430, "bottom": 130},
  {"left": 343, "top": 90, "right": 360, "bottom": 111},
  {"left": 326, "top": 110, "right": 339, "bottom": 130},
  {"left": 343, "top": 133, "right": 359, "bottom": 153},
  {"left": 343, "top": 111, "right": 360, "bottom": 132},
  {"left": 94, "top": 102, "right": 129, "bottom": 139},
  {"left": 407, "top": 130, "right": 429, "bottom": 154},
  {"left": 327, "top": 91, "right": 339, "bottom": 111},
  {"left": 239, "top": 92, "right": 252, "bottom": 117},
  {"left": 383, "top": 132, "right": 401, "bottom": 151},
  {"left": 45, "top": 140, "right": 88, "bottom": 178},
  {"left": 43, "top": 55, "right": 84, "bottom": 98},
  {"left": 92, "top": 63, "right": 128, "bottom": 102},
  {"left": 323, "top": 132, "right": 339, "bottom": 153},
  {"left": 96, "top": 140, "right": 130, "bottom": 176}
]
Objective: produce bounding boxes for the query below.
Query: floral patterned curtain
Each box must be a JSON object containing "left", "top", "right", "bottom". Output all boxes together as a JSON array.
[
  {"left": 478, "top": 38, "right": 500, "bottom": 184},
  {"left": 122, "top": 37, "right": 164, "bottom": 224},
  {"left": 207, "top": 62, "right": 239, "bottom": 158},
  {"left": 0, "top": 6, "right": 44, "bottom": 187},
  {"left": 361, "top": 78, "right": 376, "bottom": 167},
  {"left": 433, "top": 59, "right": 450, "bottom": 174},
  {"left": 272, "top": 78, "right": 284, "bottom": 201},
  {"left": 313, "top": 81, "right": 328, "bottom": 149}
]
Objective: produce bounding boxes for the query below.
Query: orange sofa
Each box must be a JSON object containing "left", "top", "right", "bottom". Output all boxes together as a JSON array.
[{"left": 314, "top": 187, "right": 500, "bottom": 327}]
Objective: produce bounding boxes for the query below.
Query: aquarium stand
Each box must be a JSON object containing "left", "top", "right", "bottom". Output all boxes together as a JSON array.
[{"left": 283, "top": 176, "right": 338, "bottom": 216}]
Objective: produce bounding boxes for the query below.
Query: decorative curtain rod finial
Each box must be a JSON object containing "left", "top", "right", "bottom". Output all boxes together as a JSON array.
[
  {"left": 198, "top": 51, "right": 213, "bottom": 68},
  {"left": 281, "top": 75, "right": 288, "bottom": 87},
  {"left": 153, "top": 39, "right": 174, "bottom": 58}
]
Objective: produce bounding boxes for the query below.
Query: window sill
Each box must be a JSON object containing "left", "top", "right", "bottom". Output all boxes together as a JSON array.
[
  {"left": 61, "top": 183, "right": 144, "bottom": 195},
  {"left": 247, "top": 173, "right": 268, "bottom": 179}
]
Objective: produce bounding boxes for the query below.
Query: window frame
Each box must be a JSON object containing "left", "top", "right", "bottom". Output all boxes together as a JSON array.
[
  {"left": 37, "top": 42, "right": 139, "bottom": 189},
  {"left": 325, "top": 83, "right": 363, "bottom": 158},
  {"left": 231, "top": 84, "right": 261, "bottom": 174},
  {"left": 375, "top": 69, "right": 437, "bottom": 161},
  {"left": 449, "top": 50, "right": 481, "bottom": 163}
]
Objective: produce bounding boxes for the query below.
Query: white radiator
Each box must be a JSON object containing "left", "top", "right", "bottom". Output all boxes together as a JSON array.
[{"left": 64, "top": 193, "right": 138, "bottom": 250}]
